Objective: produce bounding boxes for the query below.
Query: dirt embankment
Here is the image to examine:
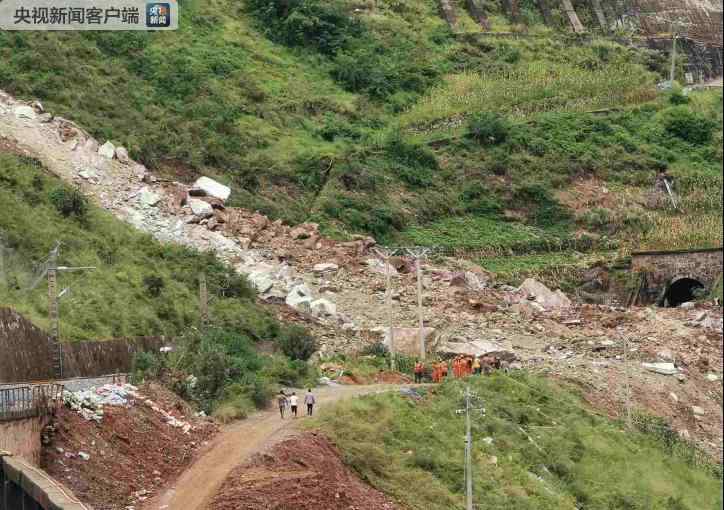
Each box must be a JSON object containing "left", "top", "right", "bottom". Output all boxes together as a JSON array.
[
  {"left": 209, "top": 432, "right": 399, "bottom": 510},
  {"left": 41, "top": 383, "right": 217, "bottom": 510}
]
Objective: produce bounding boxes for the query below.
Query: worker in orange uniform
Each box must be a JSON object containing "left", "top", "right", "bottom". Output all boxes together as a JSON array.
[{"left": 414, "top": 361, "right": 424, "bottom": 383}]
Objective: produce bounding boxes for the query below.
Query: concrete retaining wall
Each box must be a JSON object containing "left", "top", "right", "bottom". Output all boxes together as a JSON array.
[
  {"left": 0, "top": 452, "right": 90, "bottom": 510},
  {"left": 0, "top": 417, "right": 46, "bottom": 466}
]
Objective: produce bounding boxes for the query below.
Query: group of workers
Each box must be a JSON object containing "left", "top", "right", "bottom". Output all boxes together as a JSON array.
[{"left": 415, "top": 355, "right": 500, "bottom": 383}]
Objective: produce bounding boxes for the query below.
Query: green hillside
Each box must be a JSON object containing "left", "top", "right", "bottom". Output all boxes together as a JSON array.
[
  {"left": 0, "top": 152, "right": 272, "bottom": 341},
  {"left": 0, "top": 0, "right": 721, "bottom": 257},
  {"left": 318, "top": 374, "right": 723, "bottom": 510}
]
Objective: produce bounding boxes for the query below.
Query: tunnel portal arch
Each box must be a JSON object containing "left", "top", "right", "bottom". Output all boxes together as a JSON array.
[{"left": 662, "top": 277, "right": 706, "bottom": 307}]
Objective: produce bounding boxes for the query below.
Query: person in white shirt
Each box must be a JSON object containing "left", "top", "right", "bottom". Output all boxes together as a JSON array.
[{"left": 289, "top": 392, "right": 299, "bottom": 418}]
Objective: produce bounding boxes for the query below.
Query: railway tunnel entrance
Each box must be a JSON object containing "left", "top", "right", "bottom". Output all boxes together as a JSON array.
[{"left": 662, "top": 277, "right": 706, "bottom": 307}]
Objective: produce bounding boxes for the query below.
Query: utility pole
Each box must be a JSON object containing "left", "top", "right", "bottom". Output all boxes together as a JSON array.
[
  {"left": 375, "top": 248, "right": 398, "bottom": 371},
  {"left": 29, "top": 242, "right": 95, "bottom": 380},
  {"left": 199, "top": 272, "right": 209, "bottom": 327},
  {"left": 407, "top": 248, "right": 430, "bottom": 360},
  {"left": 623, "top": 333, "right": 632, "bottom": 429},
  {"left": 456, "top": 385, "right": 484, "bottom": 510},
  {"left": 670, "top": 26, "right": 678, "bottom": 85},
  {"left": 464, "top": 387, "right": 473, "bottom": 510}
]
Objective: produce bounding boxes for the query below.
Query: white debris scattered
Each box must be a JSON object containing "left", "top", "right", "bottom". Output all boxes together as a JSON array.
[
  {"left": 63, "top": 383, "right": 193, "bottom": 433},
  {"left": 78, "top": 451, "right": 90, "bottom": 461}
]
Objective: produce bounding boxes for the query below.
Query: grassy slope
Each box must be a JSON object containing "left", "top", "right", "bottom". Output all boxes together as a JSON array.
[
  {"left": 318, "top": 374, "right": 722, "bottom": 510},
  {"left": 0, "top": 0, "right": 721, "bottom": 272},
  {"left": 0, "top": 152, "right": 278, "bottom": 341}
]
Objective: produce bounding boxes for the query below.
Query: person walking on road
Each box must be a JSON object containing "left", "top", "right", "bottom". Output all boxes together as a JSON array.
[
  {"left": 289, "top": 392, "right": 299, "bottom": 418},
  {"left": 278, "top": 391, "right": 288, "bottom": 419},
  {"left": 305, "top": 389, "right": 316, "bottom": 416}
]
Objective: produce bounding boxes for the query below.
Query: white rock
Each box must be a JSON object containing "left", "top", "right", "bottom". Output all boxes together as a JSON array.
[
  {"left": 680, "top": 301, "right": 696, "bottom": 309},
  {"left": 249, "top": 272, "right": 274, "bottom": 294},
  {"left": 78, "top": 451, "right": 90, "bottom": 461},
  {"left": 691, "top": 406, "right": 705, "bottom": 416},
  {"left": 641, "top": 362, "right": 678, "bottom": 376},
  {"left": 188, "top": 198, "right": 214, "bottom": 218},
  {"left": 311, "top": 298, "right": 337, "bottom": 317},
  {"left": 98, "top": 141, "right": 116, "bottom": 159},
  {"left": 313, "top": 263, "right": 339, "bottom": 274},
  {"left": 656, "top": 348, "right": 674, "bottom": 361},
  {"left": 194, "top": 176, "right": 231, "bottom": 201},
  {"left": 14, "top": 105, "right": 36, "bottom": 119},
  {"left": 705, "top": 373, "right": 719, "bottom": 382},
  {"left": 669, "top": 392, "right": 678, "bottom": 403},
  {"left": 286, "top": 284, "right": 314, "bottom": 311},
  {"left": 517, "top": 278, "right": 571, "bottom": 310},
  {"left": 78, "top": 169, "right": 97, "bottom": 180},
  {"left": 139, "top": 189, "right": 161, "bottom": 207},
  {"left": 115, "top": 146, "right": 130, "bottom": 164}
]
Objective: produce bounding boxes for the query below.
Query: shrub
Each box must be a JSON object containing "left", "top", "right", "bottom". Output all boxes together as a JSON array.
[
  {"left": 468, "top": 112, "right": 511, "bottom": 145},
  {"left": 277, "top": 325, "right": 318, "bottom": 361},
  {"left": 143, "top": 275, "right": 165, "bottom": 297},
  {"left": 48, "top": 187, "right": 88, "bottom": 219},
  {"left": 661, "top": 106, "right": 715, "bottom": 144}
]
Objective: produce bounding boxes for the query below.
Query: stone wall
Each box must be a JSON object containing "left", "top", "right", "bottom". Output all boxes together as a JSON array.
[{"left": 631, "top": 247, "right": 723, "bottom": 304}]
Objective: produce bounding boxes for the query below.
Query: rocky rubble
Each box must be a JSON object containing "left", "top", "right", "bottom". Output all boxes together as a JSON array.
[{"left": 2, "top": 90, "right": 722, "bottom": 458}]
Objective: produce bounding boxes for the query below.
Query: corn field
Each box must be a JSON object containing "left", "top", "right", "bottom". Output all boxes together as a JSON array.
[{"left": 401, "top": 61, "right": 657, "bottom": 133}]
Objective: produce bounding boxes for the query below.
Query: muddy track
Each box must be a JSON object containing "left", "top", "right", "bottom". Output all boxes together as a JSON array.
[{"left": 142, "top": 384, "right": 417, "bottom": 510}]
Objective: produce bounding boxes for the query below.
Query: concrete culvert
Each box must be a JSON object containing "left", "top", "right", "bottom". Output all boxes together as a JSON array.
[{"left": 663, "top": 277, "right": 705, "bottom": 307}]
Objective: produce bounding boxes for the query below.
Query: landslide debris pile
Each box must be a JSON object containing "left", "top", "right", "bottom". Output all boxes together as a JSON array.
[
  {"left": 210, "top": 433, "right": 399, "bottom": 510},
  {"left": 42, "top": 383, "right": 217, "bottom": 510}
]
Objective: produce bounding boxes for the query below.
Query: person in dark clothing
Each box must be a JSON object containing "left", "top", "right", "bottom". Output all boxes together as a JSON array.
[
  {"left": 414, "top": 361, "right": 424, "bottom": 383},
  {"left": 304, "top": 389, "right": 316, "bottom": 416},
  {"left": 278, "top": 391, "right": 288, "bottom": 419}
]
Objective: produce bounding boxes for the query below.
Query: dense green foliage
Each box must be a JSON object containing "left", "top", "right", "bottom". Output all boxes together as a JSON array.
[
  {"left": 318, "top": 374, "right": 722, "bottom": 510},
  {"left": 0, "top": 153, "right": 284, "bottom": 344},
  {"left": 133, "top": 327, "right": 317, "bottom": 419},
  {"left": 0, "top": 0, "right": 720, "bottom": 270}
]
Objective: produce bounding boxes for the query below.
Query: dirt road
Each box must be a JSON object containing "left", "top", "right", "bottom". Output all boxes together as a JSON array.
[{"left": 143, "top": 384, "right": 409, "bottom": 510}]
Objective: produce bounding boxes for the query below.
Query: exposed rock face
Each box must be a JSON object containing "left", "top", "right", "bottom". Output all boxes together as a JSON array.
[{"left": 193, "top": 176, "right": 231, "bottom": 201}]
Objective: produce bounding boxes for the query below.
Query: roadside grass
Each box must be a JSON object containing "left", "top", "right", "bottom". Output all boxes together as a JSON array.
[{"left": 317, "top": 374, "right": 723, "bottom": 510}]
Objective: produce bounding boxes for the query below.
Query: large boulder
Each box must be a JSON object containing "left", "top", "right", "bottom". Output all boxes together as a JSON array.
[
  {"left": 313, "top": 263, "right": 339, "bottom": 275},
  {"left": 115, "top": 146, "right": 131, "bottom": 164},
  {"left": 517, "top": 278, "right": 571, "bottom": 310},
  {"left": 437, "top": 339, "right": 513, "bottom": 359},
  {"left": 311, "top": 298, "right": 337, "bottom": 317},
  {"left": 139, "top": 189, "right": 162, "bottom": 207},
  {"left": 14, "top": 105, "right": 36, "bottom": 120},
  {"left": 98, "top": 141, "right": 116, "bottom": 159},
  {"left": 249, "top": 271, "right": 275, "bottom": 294},
  {"left": 383, "top": 327, "right": 437, "bottom": 357},
  {"left": 188, "top": 198, "right": 214, "bottom": 218},
  {"left": 286, "top": 284, "right": 313, "bottom": 312},
  {"left": 193, "top": 176, "right": 231, "bottom": 201}
]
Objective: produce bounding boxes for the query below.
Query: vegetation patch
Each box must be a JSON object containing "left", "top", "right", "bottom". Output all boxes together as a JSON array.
[{"left": 318, "top": 374, "right": 723, "bottom": 510}]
